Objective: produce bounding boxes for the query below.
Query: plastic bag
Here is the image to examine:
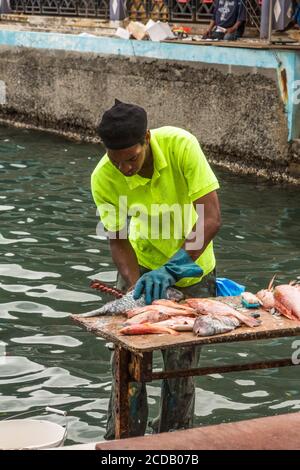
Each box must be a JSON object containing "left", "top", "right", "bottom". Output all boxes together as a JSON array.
[{"left": 216, "top": 277, "right": 245, "bottom": 297}]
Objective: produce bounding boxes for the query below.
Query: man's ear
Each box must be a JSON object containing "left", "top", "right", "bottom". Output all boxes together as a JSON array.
[{"left": 145, "top": 129, "right": 151, "bottom": 144}]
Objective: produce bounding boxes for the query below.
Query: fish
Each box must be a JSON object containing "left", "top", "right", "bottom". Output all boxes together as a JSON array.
[
  {"left": 158, "top": 316, "right": 195, "bottom": 331},
  {"left": 274, "top": 284, "right": 300, "bottom": 321},
  {"left": 152, "top": 299, "right": 195, "bottom": 310},
  {"left": 79, "top": 287, "right": 184, "bottom": 318},
  {"left": 256, "top": 289, "right": 275, "bottom": 310},
  {"left": 119, "top": 322, "right": 179, "bottom": 336},
  {"left": 185, "top": 298, "right": 260, "bottom": 328},
  {"left": 193, "top": 314, "right": 240, "bottom": 336},
  {"left": 127, "top": 303, "right": 196, "bottom": 319},
  {"left": 256, "top": 275, "right": 276, "bottom": 310},
  {"left": 124, "top": 310, "right": 170, "bottom": 325}
]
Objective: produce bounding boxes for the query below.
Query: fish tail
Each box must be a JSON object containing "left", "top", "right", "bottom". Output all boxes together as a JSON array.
[{"left": 78, "top": 310, "right": 101, "bottom": 318}]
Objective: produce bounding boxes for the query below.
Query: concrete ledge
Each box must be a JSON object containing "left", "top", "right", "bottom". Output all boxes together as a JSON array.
[
  {"left": 0, "top": 14, "right": 116, "bottom": 36},
  {"left": 95, "top": 412, "right": 300, "bottom": 450}
]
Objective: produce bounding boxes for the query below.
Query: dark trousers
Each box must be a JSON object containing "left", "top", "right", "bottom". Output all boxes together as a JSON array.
[{"left": 105, "top": 269, "right": 216, "bottom": 440}]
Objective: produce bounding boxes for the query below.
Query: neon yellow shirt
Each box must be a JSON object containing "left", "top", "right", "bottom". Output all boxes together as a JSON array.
[{"left": 91, "top": 126, "right": 219, "bottom": 287}]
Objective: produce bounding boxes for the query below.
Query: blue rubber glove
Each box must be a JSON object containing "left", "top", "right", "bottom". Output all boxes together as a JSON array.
[{"left": 133, "top": 249, "right": 203, "bottom": 305}]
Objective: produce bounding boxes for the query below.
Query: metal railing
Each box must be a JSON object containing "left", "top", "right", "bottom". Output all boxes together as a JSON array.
[
  {"left": 9, "top": 0, "right": 261, "bottom": 25},
  {"left": 10, "top": 0, "right": 110, "bottom": 18},
  {"left": 126, "top": 0, "right": 261, "bottom": 25}
]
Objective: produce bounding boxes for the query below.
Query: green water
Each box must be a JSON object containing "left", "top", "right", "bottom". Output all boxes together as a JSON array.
[{"left": 0, "top": 126, "right": 300, "bottom": 445}]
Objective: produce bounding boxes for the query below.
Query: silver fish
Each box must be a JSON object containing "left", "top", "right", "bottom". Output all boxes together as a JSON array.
[
  {"left": 79, "top": 287, "right": 184, "bottom": 318},
  {"left": 193, "top": 315, "right": 240, "bottom": 337}
]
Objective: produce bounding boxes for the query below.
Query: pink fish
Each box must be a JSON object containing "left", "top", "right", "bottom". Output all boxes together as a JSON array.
[
  {"left": 185, "top": 298, "right": 259, "bottom": 328},
  {"left": 274, "top": 284, "right": 300, "bottom": 321},
  {"left": 158, "top": 316, "right": 195, "bottom": 331},
  {"left": 127, "top": 304, "right": 196, "bottom": 319},
  {"left": 256, "top": 275, "right": 276, "bottom": 310},
  {"left": 256, "top": 289, "right": 275, "bottom": 310},
  {"left": 126, "top": 306, "right": 158, "bottom": 318},
  {"left": 125, "top": 310, "right": 169, "bottom": 325},
  {"left": 119, "top": 322, "right": 179, "bottom": 336},
  {"left": 152, "top": 299, "right": 195, "bottom": 312}
]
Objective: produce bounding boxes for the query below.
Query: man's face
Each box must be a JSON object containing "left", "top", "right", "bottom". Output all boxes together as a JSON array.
[{"left": 107, "top": 131, "right": 150, "bottom": 177}]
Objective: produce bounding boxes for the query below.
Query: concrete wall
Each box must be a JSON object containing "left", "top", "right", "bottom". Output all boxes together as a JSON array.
[{"left": 0, "top": 37, "right": 298, "bottom": 183}]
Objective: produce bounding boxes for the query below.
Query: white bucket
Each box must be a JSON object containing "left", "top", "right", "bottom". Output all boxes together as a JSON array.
[{"left": 0, "top": 419, "right": 66, "bottom": 450}]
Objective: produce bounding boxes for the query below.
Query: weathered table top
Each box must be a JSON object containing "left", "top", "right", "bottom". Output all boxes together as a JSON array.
[{"left": 72, "top": 296, "right": 300, "bottom": 354}]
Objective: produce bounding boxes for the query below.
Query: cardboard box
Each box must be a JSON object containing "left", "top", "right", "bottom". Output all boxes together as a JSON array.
[
  {"left": 115, "top": 27, "right": 131, "bottom": 40},
  {"left": 127, "top": 21, "right": 147, "bottom": 40},
  {"left": 146, "top": 21, "right": 175, "bottom": 42}
]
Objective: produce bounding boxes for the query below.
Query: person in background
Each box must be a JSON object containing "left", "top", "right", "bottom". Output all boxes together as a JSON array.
[
  {"left": 92, "top": 99, "right": 221, "bottom": 439},
  {"left": 203, "top": 0, "right": 247, "bottom": 41},
  {"left": 280, "top": 0, "right": 300, "bottom": 30},
  {"left": 292, "top": 0, "right": 300, "bottom": 26}
]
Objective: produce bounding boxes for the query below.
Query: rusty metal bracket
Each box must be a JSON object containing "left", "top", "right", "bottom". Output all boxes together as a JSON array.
[
  {"left": 129, "top": 352, "right": 153, "bottom": 382},
  {"left": 151, "top": 357, "right": 297, "bottom": 380},
  {"left": 115, "top": 346, "right": 130, "bottom": 439}
]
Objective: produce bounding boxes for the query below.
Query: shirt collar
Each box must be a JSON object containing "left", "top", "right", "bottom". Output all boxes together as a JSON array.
[{"left": 125, "top": 132, "right": 167, "bottom": 190}]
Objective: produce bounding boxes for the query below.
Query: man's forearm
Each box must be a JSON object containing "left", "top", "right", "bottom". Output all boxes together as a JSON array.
[
  {"left": 184, "top": 217, "right": 220, "bottom": 261},
  {"left": 227, "top": 20, "right": 242, "bottom": 33},
  {"left": 183, "top": 191, "right": 221, "bottom": 261},
  {"left": 109, "top": 239, "right": 140, "bottom": 289},
  {"left": 207, "top": 20, "right": 215, "bottom": 31},
  {"left": 204, "top": 20, "right": 215, "bottom": 35}
]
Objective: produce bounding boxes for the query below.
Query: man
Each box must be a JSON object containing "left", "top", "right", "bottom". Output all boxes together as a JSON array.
[
  {"left": 279, "top": 0, "right": 300, "bottom": 31},
  {"left": 203, "top": 0, "right": 246, "bottom": 41},
  {"left": 292, "top": 0, "right": 300, "bottom": 27},
  {"left": 92, "top": 99, "right": 221, "bottom": 439}
]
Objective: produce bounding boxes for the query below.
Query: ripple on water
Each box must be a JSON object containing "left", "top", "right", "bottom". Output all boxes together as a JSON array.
[
  {"left": 11, "top": 335, "right": 82, "bottom": 348},
  {"left": 88, "top": 271, "right": 117, "bottom": 282},
  {"left": 0, "top": 301, "right": 69, "bottom": 318},
  {"left": 0, "top": 356, "right": 45, "bottom": 378},
  {"left": 242, "top": 391, "right": 269, "bottom": 398},
  {"left": 269, "top": 400, "right": 300, "bottom": 410},
  {"left": 70, "top": 265, "right": 94, "bottom": 272},
  {"left": 0, "top": 206, "right": 15, "bottom": 211},
  {"left": 0, "top": 234, "right": 37, "bottom": 244},
  {"left": 10, "top": 164, "right": 27, "bottom": 168},
  {"left": 194, "top": 387, "right": 267, "bottom": 417},
  {"left": 0, "top": 365, "right": 89, "bottom": 388},
  {"left": 235, "top": 380, "right": 256, "bottom": 386},
  {"left": 0, "top": 390, "right": 83, "bottom": 415},
  {"left": 0, "top": 264, "right": 60, "bottom": 279},
  {"left": 24, "top": 285, "right": 101, "bottom": 302}
]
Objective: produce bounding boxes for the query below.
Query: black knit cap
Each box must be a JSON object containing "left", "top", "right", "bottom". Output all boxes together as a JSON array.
[{"left": 97, "top": 99, "right": 148, "bottom": 150}]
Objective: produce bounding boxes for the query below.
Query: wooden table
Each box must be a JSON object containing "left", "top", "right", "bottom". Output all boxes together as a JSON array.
[{"left": 72, "top": 296, "right": 300, "bottom": 439}]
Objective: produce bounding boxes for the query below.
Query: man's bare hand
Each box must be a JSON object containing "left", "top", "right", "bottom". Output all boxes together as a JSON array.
[{"left": 226, "top": 27, "right": 236, "bottom": 34}]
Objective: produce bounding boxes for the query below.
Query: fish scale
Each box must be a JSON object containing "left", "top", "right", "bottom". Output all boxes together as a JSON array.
[
  {"left": 79, "top": 287, "right": 184, "bottom": 317},
  {"left": 193, "top": 315, "right": 240, "bottom": 336}
]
